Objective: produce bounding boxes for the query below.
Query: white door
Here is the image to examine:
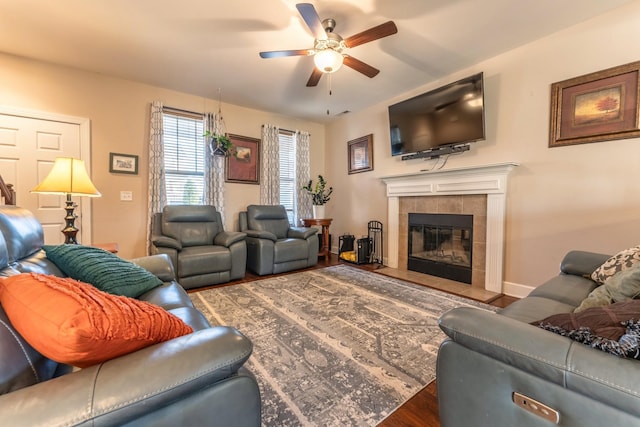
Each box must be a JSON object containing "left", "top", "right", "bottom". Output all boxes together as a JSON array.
[{"left": 0, "top": 107, "right": 92, "bottom": 244}]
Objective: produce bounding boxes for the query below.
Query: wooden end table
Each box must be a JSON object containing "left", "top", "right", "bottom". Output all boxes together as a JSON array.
[
  {"left": 92, "top": 242, "right": 119, "bottom": 254},
  {"left": 301, "top": 218, "right": 332, "bottom": 258}
]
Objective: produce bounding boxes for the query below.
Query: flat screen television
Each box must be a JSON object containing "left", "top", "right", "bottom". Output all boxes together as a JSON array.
[{"left": 388, "top": 72, "right": 485, "bottom": 158}]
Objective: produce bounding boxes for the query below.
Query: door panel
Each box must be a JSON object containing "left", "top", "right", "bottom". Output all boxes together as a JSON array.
[{"left": 0, "top": 112, "right": 87, "bottom": 244}]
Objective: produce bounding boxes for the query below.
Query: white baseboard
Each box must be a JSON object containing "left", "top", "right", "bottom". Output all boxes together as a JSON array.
[{"left": 503, "top": 281, "right": 534, "bottom": 299}]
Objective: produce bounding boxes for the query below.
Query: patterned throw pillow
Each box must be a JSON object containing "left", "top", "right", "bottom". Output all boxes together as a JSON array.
[
  {"left": 576, "top": 263, "right": 640, "bottom": 312},
  {"left": 533, "top": 300, "right": 640, "bottom": 359},
  {"left": 590, "top": 245, "right": 640, "bottom": 285},
  {"left": 43, "top": 244, "right": 162, "bottom": 298},
  {"left": 0, "top": 273, "right": 193, "bottom": 368}
]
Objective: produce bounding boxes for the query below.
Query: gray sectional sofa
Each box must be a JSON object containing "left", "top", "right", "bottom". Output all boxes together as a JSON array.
[
  {"left": 0, "top": 206, "right": 261, "bottom": 426},
  {"left": 437, "top": 250, "right": 640, "bottom": 427}
]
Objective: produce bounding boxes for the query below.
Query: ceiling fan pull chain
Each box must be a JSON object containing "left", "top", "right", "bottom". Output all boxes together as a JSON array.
[{"left": 326, "top": 73, "right": 333, "bottom": 115}]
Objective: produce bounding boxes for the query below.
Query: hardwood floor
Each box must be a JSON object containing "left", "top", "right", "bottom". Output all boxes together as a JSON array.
[{"left": 192, "top": 255, "right": 518, "bottom": 427}]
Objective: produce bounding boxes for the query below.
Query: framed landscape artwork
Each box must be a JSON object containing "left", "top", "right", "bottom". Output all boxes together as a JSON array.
[
  {"left": 109, "top": 153, "right": 138, "bottom": 175},
  {"left": 225, "top": 134, "right": 260, "bottom": 184},
  {"left": 549, "top": 61, "right": 640, "bottom": 147},
  {"left": 348, "top": 134, "right": 374, "bottom": 174}
]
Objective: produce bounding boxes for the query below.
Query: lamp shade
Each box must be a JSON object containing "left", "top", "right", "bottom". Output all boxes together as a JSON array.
[
  {"left": 31, "top": 157, "right": 101, "bottom": 197},
  {"left": 314, "top": 49, "right": 344, "bottom": 73}
]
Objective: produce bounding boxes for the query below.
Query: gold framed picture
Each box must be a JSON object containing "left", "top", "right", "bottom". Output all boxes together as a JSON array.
[{"left": 549, "top": 61, "right": 640, "bottom": 147}]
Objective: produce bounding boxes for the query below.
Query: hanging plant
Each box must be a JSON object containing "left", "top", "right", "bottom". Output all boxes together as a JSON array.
[{"left": 204, "top": 130, "right": 234, "bottom": 157}]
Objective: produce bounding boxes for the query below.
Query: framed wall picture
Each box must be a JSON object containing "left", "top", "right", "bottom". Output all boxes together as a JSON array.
[
  {"left": 226, "top": 134, "right": 260, "bottom": 184},
  {"left": 348, "top": 134, "right": 373, "bottom": 174},
  {"left": 109, "top": 153, "right": 138, "bottom": 175},
  {"left": 549, "top": 61, "right": 640, "bottom": 147}
]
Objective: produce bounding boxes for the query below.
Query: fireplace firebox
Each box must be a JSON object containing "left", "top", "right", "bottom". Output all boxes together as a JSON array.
[{"left": 408, "top": 213, "right": 473, "bottom": 284}]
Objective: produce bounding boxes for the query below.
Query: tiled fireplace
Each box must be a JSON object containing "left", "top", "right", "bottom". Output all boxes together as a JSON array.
[
  {"left": 404, "top": 200, "right": 484, "bottom": 286},
  {"left": 381, "top": 163, "right": 518, "bottom": 293}
]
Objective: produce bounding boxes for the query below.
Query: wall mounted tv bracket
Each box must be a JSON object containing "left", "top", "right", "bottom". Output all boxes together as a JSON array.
[{"left": 401, "top": 143, "right": 470, "bottom": 161}]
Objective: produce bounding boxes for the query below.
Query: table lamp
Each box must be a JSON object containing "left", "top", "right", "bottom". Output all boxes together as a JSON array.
[{"left": 31, "top": 157, "right": 101, "bottom": 244}]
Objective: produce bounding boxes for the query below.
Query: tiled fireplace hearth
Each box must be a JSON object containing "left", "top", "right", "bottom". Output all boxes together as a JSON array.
[{"left": 381, "top": 163, "right": 518, "bottom": 293}]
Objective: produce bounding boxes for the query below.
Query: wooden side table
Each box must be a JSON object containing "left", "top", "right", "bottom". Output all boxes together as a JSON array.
[
  {"left": 91, "top": 242, "right": 119, "bottom": 254},
  {"left": 301, "top": 218, "right": 332, "bottom": 258}
]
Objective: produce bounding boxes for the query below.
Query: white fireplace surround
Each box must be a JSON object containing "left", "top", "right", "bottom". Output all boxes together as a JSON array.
[{"left": 381, "top": 162, "right": 518, "bottom": 294}]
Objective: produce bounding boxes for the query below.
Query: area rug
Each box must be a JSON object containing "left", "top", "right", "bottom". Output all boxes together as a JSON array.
[{"left": 192, "top": 265, "right": 497, "bottom": 426}]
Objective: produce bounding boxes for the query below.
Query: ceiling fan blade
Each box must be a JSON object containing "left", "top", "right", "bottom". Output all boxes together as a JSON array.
[
  {"left": 344, "top": 21, "right": 398, "bottom": 48},
  {"left": 296, "top": 3, "right": 327, "bottom": 40},
  {"left": 306, "top": 68, "right": 323, "bottom": 87},
  {"left": 259, "top": 49, "right": 313, "bottom": 59},
  {"left": 343, "top": 55, "right": 380, "bottom": 78}
]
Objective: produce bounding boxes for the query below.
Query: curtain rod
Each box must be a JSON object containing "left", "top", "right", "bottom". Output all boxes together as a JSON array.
[
  {"left": 162, "top": 114, "right": 308, "bottom": 136},
  {"left": 162, "top": 106, "right": 203, "bottom": 119},
  {"left": 261, "top": 125, "right": 308, "bottom": 136}
]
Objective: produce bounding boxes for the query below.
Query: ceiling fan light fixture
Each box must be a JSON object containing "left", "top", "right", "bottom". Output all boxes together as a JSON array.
[{"left": 314, "top": 49, "right": 343, "bottom": 73}]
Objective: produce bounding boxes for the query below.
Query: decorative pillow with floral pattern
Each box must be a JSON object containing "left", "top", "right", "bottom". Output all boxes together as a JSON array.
[{"left": 591, "top": 245, "right": 640, "bottom": 285}]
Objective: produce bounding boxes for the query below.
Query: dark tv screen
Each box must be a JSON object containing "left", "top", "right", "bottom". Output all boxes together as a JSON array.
[{"left": 389, "top": 72, "right": 485, "bottom": 156}]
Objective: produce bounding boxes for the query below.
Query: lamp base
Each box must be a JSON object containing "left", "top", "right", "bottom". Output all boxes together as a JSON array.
[{"left": 62, "top": 194, "right": 79, "bottom": 244}]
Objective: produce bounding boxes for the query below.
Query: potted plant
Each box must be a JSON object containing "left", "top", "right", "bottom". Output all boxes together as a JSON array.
[
  {"left": 302, "top": 175, "right": 333, "bottom": 218},
  {"left": 204, "top": 130, "right": 234, "bottom": 157}
]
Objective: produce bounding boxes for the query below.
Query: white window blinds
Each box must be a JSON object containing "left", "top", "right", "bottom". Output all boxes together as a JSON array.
[
  {"left": 162, "top": 111, "right": 205, "bottom": 205},
  {"left": 279, "top": 130, "right": 296, "bottom": 224}
]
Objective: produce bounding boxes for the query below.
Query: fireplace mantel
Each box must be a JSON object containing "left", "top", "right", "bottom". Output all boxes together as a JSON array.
[{"left": 381, "top": 162, "right": 518, "bottom": 293}]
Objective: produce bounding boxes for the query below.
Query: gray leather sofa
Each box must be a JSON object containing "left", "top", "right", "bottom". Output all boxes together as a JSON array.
[
  {"left": 239, "top": 204, "right": 318, "bottom": 276},
  {"left": 0, "top": 206, "right": 261, "bottom": 427},
  {"left": 151, "top": 205, "right": 247, "bottom": 289},
  {"left": 437, "top": 250, "right": 640, "bottom": 427}
]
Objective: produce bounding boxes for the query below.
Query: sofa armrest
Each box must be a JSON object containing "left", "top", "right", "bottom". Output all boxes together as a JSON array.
[
  {"left": 152, "top": 235, "right": 182, "bottom": 250},
  {"left": 560, "top": 250, "right": 610, "bottom": 276},
  {"left": 439, "top": 307, "right": 640, "bottom": 417},
  {"left": 214, "top": 231, "right": 247, "bottom": 247},
  {"left": 131, "top": 254, "right": 176, "bottom": 282},
  {"left": 244, "top": 229, "right": 277, "bottom": 242},
  {"left": 288, "top": 227, "right": 318, "bottom": 239},
  {"left": 0, "top": 326, "right": 255, "bottom": 426}
]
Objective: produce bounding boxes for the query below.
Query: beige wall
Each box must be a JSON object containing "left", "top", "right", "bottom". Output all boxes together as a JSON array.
[
  {"left": 2, "top": 2, "right": 639, "bottom": 291},
  {"left": 0, "top": 54, "right": 325, "bottom": 259},
  {"left": 325, "top": 2, "right": 640, "bottom": 291}
]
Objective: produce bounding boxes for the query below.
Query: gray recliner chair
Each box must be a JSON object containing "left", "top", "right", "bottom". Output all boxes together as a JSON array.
[
  {"left": 239, "top": 205, "right": 318, "bottom": 276},
  {"left": 151, "top": 205, "right": 246, "bottom": 289}
]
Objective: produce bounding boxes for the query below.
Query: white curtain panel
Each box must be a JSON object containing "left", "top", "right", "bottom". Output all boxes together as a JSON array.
[
  {"left": 203, "top": 112, "right": 226, "bottom": 225},
  {"left": 295, "top": 130, "right": 311, "bottom": 225},
  {"left": 260, "top": 124, "right": 280, "bottom": 205},
  {"left": 146, "top": 100, "right": 166, "bottom": 254}
]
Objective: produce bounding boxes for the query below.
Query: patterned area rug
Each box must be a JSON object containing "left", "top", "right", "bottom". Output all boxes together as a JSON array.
[{"left": 192, "top": 265, "right": 496, "bottom": 426}]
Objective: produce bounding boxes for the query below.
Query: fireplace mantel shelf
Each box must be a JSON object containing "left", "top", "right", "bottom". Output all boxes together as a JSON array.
[
  {"left": 381, "top": 162, "right": 519, "bottom": 294},
  {"left": 381, "top": 162, "right": 519, "bottom": 198}
]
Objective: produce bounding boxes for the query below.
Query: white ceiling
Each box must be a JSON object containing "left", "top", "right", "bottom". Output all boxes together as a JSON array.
[{"left": 0, "top": 0, "right": 634, "bottom": 123}]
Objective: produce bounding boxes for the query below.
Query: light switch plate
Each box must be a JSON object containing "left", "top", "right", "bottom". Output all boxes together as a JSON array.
[{"left": 120, "top": 191, "right": 133, "bottom": 201}]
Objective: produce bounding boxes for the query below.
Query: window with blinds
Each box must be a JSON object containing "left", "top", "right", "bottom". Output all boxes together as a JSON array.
[
  {"left": 279, "top": 130, "right": 296, "bottom": 224},
  {"left": 162, "top": 110, "right": 205, "bottom": 205}
]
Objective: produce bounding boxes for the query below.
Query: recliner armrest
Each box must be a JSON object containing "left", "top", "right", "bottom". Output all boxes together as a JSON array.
[
  {"left": 131, "top": 253, "right": 176, "bottom": 282},
  {"left": 214, "top": 231, "right": 247, "bottom": 247},
  {"left": 439, "top": 307, "right": 571, "bottom": 385},
  {"left": 244, "top": 229, "right": 277, "bottom": 242},
  {"left": 288, "top": 227, "right": 318, "bottom": 239},
  {"left": 0, "top": 326, "right": 254, "bottom": 426},
  {"left": 152, "top": 235, "right": 182, "bottom": 250},
  {"left": 439, "top": 307, "right": 640, "bottom": 416}
]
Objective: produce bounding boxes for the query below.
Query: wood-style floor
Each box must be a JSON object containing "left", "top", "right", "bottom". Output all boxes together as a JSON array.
[{"left": 192, "top": 255, "right": 518, "bottom": 427}]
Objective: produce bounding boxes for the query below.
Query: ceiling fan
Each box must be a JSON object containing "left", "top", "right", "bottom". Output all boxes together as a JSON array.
[{"left": 259, "top": 3, "right": 398, "bottom": 87}]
